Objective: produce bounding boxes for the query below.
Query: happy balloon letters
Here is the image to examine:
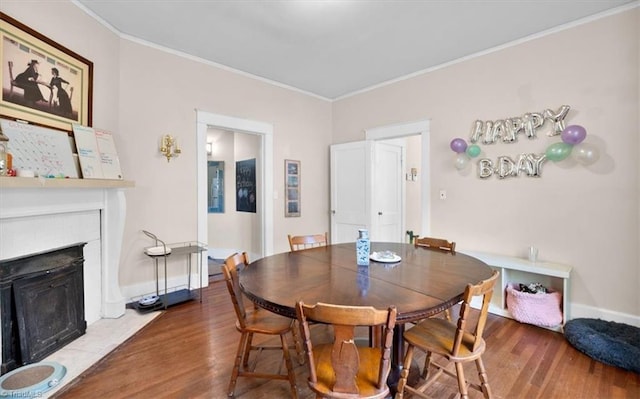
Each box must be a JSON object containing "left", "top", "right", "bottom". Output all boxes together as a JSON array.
[{"left": 470, "top": 105, "right": 570, "bottom": 145}]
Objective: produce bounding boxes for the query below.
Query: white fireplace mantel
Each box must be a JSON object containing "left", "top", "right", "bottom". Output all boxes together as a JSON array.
[{"left": 0, "top": 177, "right": 134, "bottom": 321}]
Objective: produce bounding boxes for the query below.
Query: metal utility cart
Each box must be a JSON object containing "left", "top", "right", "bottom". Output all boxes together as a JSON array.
[{"left": 142, "top": 230, "right": 207, "bottom": 310}]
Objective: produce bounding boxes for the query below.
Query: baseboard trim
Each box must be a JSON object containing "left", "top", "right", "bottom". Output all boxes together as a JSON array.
[{"left": 569, "top": 303, "right": 640, "bottom": 327}]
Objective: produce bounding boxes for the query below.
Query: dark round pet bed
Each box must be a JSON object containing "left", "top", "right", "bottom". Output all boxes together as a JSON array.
[{"left": 564, "top": 318, "right": 640, "bottom": 373}]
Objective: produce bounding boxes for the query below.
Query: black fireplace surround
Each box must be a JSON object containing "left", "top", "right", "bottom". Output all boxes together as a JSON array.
[{"left": 0, "top": 244, "right": 86, "bottom": 374}]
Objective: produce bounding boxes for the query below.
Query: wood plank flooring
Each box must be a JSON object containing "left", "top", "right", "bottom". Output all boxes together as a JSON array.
[{"left": 52, "top": 280, "right": 639, "bottom": 398}]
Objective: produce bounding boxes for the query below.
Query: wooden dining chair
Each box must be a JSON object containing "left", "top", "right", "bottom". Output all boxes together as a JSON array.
[
  {"left": 414, "top": 236, "right": 456, "bottom": 253},
  {"left": 395, "top": 270, "right": 499, "bottom": 399},
  {"left": 296, "top": 301, "right": 397, "bottom": 399},
  {"left": 414, "top": 236, "right": 457, "bottom": 321},
  {"left": 221, "top": 254, "right": 301, "bottom": 398},
  {"left": 288, "top": 232, "right": 328, "bottom": 251}
]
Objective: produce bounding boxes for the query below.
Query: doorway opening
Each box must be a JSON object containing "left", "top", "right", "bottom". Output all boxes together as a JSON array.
[
  {"left": 196, "top": 111, "right": 274, "bottom": 283},
  {"left": 365, "top": 120, "right": 431, "bottom": 240}
]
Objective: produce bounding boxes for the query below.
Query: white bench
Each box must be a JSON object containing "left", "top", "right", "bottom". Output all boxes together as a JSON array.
[{"left": 461, "top": 250, "right": 572, "bottom": 331}]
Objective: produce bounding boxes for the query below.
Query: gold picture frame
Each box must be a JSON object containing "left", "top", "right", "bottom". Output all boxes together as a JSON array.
[
  {"left": 285, "top": 159, "right": 300, "bottom": 217},
  {"left": 1, "top": 12, "right": 93, "bottom": 132}
]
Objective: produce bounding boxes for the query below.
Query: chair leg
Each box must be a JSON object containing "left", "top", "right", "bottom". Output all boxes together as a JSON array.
[
  {"left": 290, "top": 320, "right": 305, "bottom": 365},
  {"left": 454, "top": 362, "right": 469, "bottom": 399},
  {"left": 280, "top": 333, "right": 299, "bottom": 399},
  {"left": 395, "top": 344, "right": 415, "bottom": 399},
  {"left": 475, "top": 357, "right": 492, "bottom": 398},
  {"left": 242, "top": 332, "right": 254, "bottom": 368},
  {"left": 228, "top": 332, "right": 249, "bottom": 396},
  {"left": 421, "top": 351, "right": 433, "bottom": 379}
]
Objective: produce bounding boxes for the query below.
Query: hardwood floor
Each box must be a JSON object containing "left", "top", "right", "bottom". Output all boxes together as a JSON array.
[{"left": 52, "top": 280, "right": 639, "bottom": 398}]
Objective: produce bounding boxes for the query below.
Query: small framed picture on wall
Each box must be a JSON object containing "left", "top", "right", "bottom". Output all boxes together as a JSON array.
[
  {"left": 285, "top": 159, "right": 300, "bottom": 217},
  {"left": 207, "top": 161, "right": 224, "bottom": 213}
]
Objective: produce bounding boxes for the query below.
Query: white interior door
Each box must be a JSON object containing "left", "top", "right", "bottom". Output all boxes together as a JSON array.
[
  {"left": 330, "top": 140, "right": 404, "bottom": 244},
  {"left": 372, "top": 141, "right": 404, "bottom": 242},
  {"left": 330, "top": 141, "right": 369, "bottom": 243}
]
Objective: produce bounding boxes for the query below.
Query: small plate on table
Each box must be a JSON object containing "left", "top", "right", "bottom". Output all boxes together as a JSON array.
[{"left": 370, "top": 251, "right": 401, "bottom": 263}]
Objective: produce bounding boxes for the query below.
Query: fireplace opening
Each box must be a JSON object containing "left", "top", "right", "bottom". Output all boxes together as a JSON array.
[{"left": 0, "top": 244, "right": 86, "bottom": 374}]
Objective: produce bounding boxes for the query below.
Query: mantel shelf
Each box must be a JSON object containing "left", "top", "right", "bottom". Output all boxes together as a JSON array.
[{"left": 0, "top": 176, "right": 135, "bottom": 189}]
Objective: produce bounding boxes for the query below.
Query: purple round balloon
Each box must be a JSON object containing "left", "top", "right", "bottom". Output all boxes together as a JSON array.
[
  {"left": 561, "top": 125, "right": 587, "bottom": 145},
  {"left": 450, "top": 138, "right": 468, "bottom": 153}
]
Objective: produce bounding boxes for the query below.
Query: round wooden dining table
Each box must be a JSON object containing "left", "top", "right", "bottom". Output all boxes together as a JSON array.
[{"left": 239, "top": 241, "right": 494, "bottom": 389}]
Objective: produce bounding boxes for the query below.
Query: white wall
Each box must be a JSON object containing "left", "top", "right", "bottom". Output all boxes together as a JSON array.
[
  {"left": 332, "top": 8, "right": 640, "bottom": 323},
  {"left": 2, "top": 1, "right": 333, "bottom": 300}
]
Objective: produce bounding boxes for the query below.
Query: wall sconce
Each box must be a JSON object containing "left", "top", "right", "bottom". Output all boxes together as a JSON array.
[
  {"left": 160, "top": 134, "right": 181, "bottom": 162},
  {"left": 206, "top": 141, "right": 213, "bottom": 156}
]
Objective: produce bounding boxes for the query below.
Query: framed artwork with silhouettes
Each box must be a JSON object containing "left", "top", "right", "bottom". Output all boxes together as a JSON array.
[{"left": 1, "top": 12, "right": 93, "bottom": 133}]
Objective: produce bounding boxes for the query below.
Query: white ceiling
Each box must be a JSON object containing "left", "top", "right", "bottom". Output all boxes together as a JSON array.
[{"left": 75, "top": 0, "right": 635, "bottom": 100}]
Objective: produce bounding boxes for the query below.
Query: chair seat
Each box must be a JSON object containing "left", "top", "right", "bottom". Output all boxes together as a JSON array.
[
  {"left": 309, "top": 343, "right": 390, "bottom": 399},
  {"left": 404, "top": 318, "right": 486, "bottom": 361},
  {"left": 238, "top": 310, "right": 295, "bottom": 335}
]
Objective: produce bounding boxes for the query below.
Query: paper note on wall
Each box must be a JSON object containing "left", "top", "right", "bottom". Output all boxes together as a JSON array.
[
  {"left": 72, "top": 124, "right": 123, "bottom": 179},
  {"left": 72, "top": 124, "right": 102, "bottom": 178},
  {"left": 0, "top": 119, "right": 78, "bottom": 178},
  {"left": 95, "top": 129, "right": 123, "bottom": 179}
]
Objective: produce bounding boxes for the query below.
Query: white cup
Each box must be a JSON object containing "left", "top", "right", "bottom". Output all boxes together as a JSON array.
[{"left": 528, "top": 246, "right": 538, "bottom": 262}]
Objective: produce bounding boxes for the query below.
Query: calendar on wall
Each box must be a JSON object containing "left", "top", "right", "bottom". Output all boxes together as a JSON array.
[{"left": 0, "top": 119, "right": 78, "bottom": 178}]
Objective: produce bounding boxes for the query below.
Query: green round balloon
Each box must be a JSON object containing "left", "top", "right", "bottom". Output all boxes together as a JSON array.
[
  {"left": 545, "top": 142, "right": 573, "bottom": 162},
  {"left": 466, "top": 144, "right": 481, "bottom": 158}
]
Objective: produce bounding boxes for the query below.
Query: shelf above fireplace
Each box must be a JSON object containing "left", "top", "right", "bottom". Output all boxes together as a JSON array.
[{"left": 0, "top": 177, "right": 134, "bottom": 189}]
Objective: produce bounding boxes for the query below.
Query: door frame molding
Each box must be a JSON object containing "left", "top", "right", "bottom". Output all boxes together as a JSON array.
[
  {"left": 196, "top": 110, "right": 274, "bottom": 278},
  {"left": 365, "top": 119, "right": 431, "bottom": 236}
]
